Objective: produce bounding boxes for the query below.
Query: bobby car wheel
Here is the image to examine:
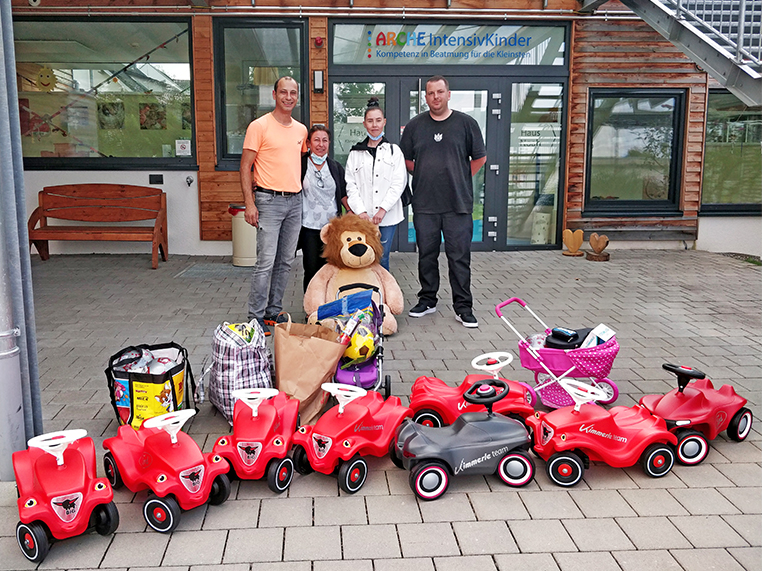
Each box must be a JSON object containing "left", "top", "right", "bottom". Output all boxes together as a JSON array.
[
  {"left": 338, "top": 455, "right": 368, "bottom": 494},
  {"left": 208, "top": 473, "right": 231, "bottom": 505},
  {"left": 293, "top": 445, "right": 314, "bottom": 475},
  {"left": 727, "top": 408, "right": 753, "bottom": 442},
  {"left": 413, "top": 409, "right": 444, "bottom": 428},
  {"left": 144, "top": 495, "right": 182, "bottom": 533},
  {"left": 16, "top": 521, "right": 49, "bottom": 564},
  {"left": 676, "top": 430, "right": 709, "bottom": 466},
  {"left": 546, "top": 452, "right": 585, "bottom": 487},
  {"left": 641, "top": 443, "right": 675, "bottom": 478},
  {"left": 93, "top": 501, "right": 120, "bottom": 535},
  {"left": 410, "top": 461, "right": 450, "bottom": 500},
  {"left": 103, "top": 451, "right": 123, "bottom": 489},
  {"left": 267, "top": 456, "right": 294, "bottom": 494},
  {"left": 497, "top": 450, "right": 535, "bottom": 487}
]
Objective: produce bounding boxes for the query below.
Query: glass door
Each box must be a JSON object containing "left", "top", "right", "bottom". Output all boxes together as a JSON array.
[
  {"left": 332, "top": 80, "right": 401, "bottom": 166},
  {"left": 330, "top": 75, "right": 566, "bottom": 251},
  {"left": 506, "top": 82, "right": 564, "bottom": 246},
  {"left": 401, "top": 77, "right": 497, "bottom": 251}
]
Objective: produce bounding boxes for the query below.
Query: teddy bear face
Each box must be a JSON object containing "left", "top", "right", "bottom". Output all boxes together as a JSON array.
[
  {"left": 339, "top": 231, "right": 377, "bottom": 268},
  {"left": 320, "top": 214, "right": 384, "bottom": 270}
]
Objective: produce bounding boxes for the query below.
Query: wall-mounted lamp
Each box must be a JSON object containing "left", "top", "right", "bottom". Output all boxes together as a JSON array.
[
  {"left": 315, "top": 36, "right": 324, "bottom": 48},
  {"left": 313, "top": 70, "right": 324, "bottom": 94}
]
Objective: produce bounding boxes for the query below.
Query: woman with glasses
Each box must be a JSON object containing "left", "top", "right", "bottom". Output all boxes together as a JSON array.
[
  {"left": 345, "top": 97, "right": 408, "bottom": 271},
  {"left": 299, "top": 124, "right": 349, "bottom": 292}
]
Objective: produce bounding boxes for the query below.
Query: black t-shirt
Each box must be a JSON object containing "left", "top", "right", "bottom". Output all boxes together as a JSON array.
[{"left": 399, "top": 110, "right": 486, "bottom": 214}]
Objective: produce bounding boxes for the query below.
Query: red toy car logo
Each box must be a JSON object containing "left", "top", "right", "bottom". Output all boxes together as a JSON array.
[{"left": 51, "top": 494, "right": 82, "bottom": 522}]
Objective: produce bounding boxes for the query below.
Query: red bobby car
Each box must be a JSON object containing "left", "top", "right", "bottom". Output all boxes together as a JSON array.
[
  {"left": 292, "top": 384, "right": 412, "bottom": 493},
  {"left": 526, "top": 380, "right": 678, "bottom": 486},
  {"left": 213, "top": 388, "right": 300, "bottom": 493},
  {"left": 639, "top": 363, "right": 753, "bottom": 465},
  {"left": 410, "top": 352, "right": 535, "bottom": 427},
  {"left": 103, "top": 409, "right": 231, "bottom": 533},
  {"left": 13, "top": 430, "right": 119, "bottom": 564}
]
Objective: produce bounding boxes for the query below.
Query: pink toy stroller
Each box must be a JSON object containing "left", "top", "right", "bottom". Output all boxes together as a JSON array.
[{"left": 495, "top": 297, "right": 619, "bottom": 408}]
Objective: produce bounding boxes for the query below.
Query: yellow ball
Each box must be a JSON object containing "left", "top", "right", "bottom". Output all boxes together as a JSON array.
[{"left": 344, "top": 325, "right": 376, "bottom": 363}]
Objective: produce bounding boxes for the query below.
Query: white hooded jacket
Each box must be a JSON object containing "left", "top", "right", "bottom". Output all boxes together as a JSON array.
[{"left": 345, "top": 137, "right": 408, "bottom": 227}]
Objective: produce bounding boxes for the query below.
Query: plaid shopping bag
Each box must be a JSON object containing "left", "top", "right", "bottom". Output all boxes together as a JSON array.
[{"left": 208, "top": 321, "right": 272, "bottom": 424}]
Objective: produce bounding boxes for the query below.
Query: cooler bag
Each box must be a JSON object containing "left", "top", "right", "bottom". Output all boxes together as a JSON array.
[{"left": 106, "top": 342, "right": 195, "bottom": 429}]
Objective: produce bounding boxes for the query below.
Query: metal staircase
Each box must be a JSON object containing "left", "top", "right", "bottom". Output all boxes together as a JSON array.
[{"left": 581, "top": 0, "right": 762, "bottom": 106}]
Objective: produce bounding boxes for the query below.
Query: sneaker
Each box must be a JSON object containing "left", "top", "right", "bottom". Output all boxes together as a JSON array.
[
  {"left": 455, "top": 311, "right": 479, "bottom": 328},
  {"left": 409, "top": 301, "right": 437, "bottom": 318},
  {"left": 263, "top": 313, "right": 289, "bottom": 326},
  {"left": 255, "top": 318, "right": 272, "bottom": 337}
]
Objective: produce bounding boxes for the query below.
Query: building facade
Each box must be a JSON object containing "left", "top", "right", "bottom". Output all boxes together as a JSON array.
[{"left": 12, "top": 0, "right": 762, "bottom": 257}]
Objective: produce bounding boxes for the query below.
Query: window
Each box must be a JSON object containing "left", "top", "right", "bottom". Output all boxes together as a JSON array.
[
  {"left": 15, "top": 18, "right": 193, "bottom": 169},
  {"left": 215, "top": 20, "right": 306, "bottom": 168},
  {"left": 702, "top": 91, "right": 762, "bottom": 213},
  {"left": 585, "top": 89, "right": 685, "bottom": 215}
]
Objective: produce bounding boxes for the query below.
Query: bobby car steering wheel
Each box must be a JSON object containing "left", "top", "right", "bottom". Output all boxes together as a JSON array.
[
  {"left": 321, "top": 383, "right": 367, "bottom": 414},
  {"left": 28, "top": 429, "right": 88, "bottom": 466},
  {"left": 463, "top": 379, "right": 509, "bottom": 414},
  {"left": 232, "top": 388, "right": 280, "bottom": 417},
  {"left": 471, "top": 352, "right": 514, "bottom": 378},
  {"left": 143, "top": 409, "right": 196, "bottom": 444}
]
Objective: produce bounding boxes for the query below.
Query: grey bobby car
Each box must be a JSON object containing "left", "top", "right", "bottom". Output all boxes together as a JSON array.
[{"left": 391, "top": 380, "right": 536, "bottom": 500}]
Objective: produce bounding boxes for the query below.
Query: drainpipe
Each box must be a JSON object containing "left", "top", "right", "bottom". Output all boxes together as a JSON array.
[
  {"left": 0, "top": 0, "right": 40, "bottom": 481},
  {"left": 0, "top": 247, "right": 24, "bottom": 480}
]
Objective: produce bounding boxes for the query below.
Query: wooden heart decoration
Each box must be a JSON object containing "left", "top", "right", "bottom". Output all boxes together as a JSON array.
[
  {"left": 562, "top": 229, "right": 584, "bottom": 254},
  {"left": 589, "top": 233, "right": 609, "bottom": 254}
]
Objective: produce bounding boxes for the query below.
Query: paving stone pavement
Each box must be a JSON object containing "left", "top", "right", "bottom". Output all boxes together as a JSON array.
[{"left": 0, "top": 249, "right": 759, "bottom": 570}]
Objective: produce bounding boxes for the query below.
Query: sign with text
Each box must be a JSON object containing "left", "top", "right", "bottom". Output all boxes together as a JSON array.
[{"left": 333, "top": 24, "right": 565, "bottom": 66}]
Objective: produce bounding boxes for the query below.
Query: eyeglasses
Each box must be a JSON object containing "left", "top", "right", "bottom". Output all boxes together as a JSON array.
[{"left": 314, "top": 168, "right": 324, "bottom": 188}]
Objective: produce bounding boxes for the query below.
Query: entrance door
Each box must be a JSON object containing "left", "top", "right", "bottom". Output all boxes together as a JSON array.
[
  {"left": 331, "top": 76, "right": 565, "bottom": 251},
  {"left": 401, "top": 77, "right": 493, "bottom": 251}
]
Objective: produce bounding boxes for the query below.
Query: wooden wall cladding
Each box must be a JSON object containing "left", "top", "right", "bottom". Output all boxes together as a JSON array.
[
  {"left": 192, "top": 16, "right": 236, "bottom": 241},
  {"left": 196, "top": 16, "right": 330, "bottom": 241},
  {"left": 310, "top": 17, "right": 329, "bottom": 127},
  {"left": 565, "top": 18, "right": 708, "bottom": 239}
]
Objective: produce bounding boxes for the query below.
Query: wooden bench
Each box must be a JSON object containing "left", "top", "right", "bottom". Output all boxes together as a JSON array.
[{"left": 28, "top": 184, "right": 168, "bottom": 269}]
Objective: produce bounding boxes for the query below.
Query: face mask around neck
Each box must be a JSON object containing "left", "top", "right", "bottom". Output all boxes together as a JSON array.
[
  {"left": 368, "top": 131, "right": 384, "bottom": 142},
  {"left": 310, "top": 153, "right": 327, "bottom": 165}
]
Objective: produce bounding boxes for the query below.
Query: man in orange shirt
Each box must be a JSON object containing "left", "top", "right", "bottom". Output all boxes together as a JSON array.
[{"left": 240, "top": 76, "right": 308, "bottom": 332}]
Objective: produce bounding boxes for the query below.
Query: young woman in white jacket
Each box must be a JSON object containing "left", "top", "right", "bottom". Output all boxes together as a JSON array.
[{"left": 345, "top": 97, "right": 408, "bottom": 271}]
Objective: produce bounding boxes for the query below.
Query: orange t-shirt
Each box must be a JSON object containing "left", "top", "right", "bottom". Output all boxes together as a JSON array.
[{"left": 243, "top": 113, "right": 308, "bottom": 192}]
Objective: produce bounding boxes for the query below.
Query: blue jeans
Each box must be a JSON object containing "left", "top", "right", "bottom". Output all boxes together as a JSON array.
[
  {"left": 379, "top": 224, "right": 397, "bottom": 271},
  {"left": 247, "top": 191, "right": 302, "bottom": 320}
]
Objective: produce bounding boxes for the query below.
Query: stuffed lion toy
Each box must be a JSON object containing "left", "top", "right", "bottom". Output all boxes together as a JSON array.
[{"left": 304, "top": 214, "right": 404, "bottom": 335}]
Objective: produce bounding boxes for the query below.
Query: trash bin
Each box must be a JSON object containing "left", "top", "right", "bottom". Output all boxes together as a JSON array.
[{"left": 229, "top": 204, "right": 257, "bottom": 267}]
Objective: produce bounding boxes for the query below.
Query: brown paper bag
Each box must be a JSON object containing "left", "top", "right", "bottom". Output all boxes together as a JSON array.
[{"left": 273, "top": 316, "right": 346, "bottom": 425}]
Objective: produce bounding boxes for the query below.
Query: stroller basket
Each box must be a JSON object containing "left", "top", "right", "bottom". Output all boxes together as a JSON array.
[{"left": 518, "top": 336, "right": 619, "bottom": 379}]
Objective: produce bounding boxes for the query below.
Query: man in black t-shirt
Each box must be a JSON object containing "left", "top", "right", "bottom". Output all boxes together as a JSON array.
[{"left": 399, "top": 75, "right": 487, "bottom": 328}]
